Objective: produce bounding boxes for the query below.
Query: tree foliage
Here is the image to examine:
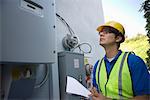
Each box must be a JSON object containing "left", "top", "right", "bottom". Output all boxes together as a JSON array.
[
  {"left": 140, "top": 0, "right": 150, "bottom": 68},
  {"left": 120, "top": 34, "right": 148, "bottom": 63}
]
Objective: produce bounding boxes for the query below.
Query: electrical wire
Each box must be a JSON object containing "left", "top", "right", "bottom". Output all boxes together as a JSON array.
[
  {"left": 72, "top": 42, "right": 92, "bottom": 54},
  {"left": 56, "top": 13, "right": 92, "bottom": 53},
  {"left": 34, "top": 64, "right": 49, "bottom": 89},
  {"left": 56, "top": 13, "right": 75, "bottom": 35}
]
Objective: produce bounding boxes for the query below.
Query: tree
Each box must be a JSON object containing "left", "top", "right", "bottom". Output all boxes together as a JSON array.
[{"left": 140, "top": 0, "right": 150, "bottom": 68}]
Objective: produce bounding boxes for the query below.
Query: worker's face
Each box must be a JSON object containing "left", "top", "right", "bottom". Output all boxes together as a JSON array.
[{"left": 98, "top": 27, "right": 121, "bottom": 47}]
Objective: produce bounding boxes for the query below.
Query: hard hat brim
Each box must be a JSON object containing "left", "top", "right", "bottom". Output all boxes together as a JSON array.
[{"left": 97, "top": 25, "right": 114, "bottom": 32}]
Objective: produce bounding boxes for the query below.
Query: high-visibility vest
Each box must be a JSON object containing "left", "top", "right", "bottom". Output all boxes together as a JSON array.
[{"left": 95, "top": 52, "right": 133, "bottom": 99}]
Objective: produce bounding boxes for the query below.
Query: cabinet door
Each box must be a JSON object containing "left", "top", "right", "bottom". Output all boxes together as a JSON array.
[{"left": 1, "top": 0, "right": 56, "bottom": 63}]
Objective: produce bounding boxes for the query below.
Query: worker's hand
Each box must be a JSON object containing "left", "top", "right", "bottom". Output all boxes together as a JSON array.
[{"left": 89, "top": 87, "right": 106, "bottom": 100}]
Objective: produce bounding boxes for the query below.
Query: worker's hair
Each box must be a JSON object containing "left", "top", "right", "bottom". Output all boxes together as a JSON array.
[{"left": 112, "top": 28, "right": 125, "bottom": 49}]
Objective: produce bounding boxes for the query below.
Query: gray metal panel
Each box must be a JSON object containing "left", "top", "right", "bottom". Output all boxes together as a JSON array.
[
  {"left": 58, "top": 51, "right": 86, "bottom": 100},
  {"left": 8, "top": 78, "right": 36, "bottom": 99},
  {"left": 50, "top": 59, "right": 60, "bottom": 100},
  {"left": 1, "top": 0, "right": 56, "bottom": 63}
]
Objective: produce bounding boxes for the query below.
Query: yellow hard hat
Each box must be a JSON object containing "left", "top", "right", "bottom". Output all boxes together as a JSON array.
[{"left": 97, "top": 21, "right": 125, "bottom": 35}]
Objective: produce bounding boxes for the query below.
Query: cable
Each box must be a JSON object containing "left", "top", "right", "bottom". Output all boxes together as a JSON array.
[
  {"left": 56, "top": 13, "right": 75, "bottom": 35},
  {"left": 56, "top": 13, "right": 79, "bottom": 50},
  {"left": 56, "top": 13, "right": 92, "bottom": 53},
  {"left": 72, "top": 42, "right": 92, "bottom": 54},
  {"left": 34, "top": 64, "right": 49, "bottom": 88}
]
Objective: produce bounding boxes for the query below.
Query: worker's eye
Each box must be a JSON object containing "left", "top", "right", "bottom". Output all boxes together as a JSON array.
[
  {"left": 102, "top": 29, "right": 112, "bottom": 33},
  {"left": 99, "top": 31, "right": 110, "bottom": 34}
]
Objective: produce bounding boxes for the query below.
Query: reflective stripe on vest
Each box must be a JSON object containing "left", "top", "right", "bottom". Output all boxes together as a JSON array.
[{"left": 95, "top": 52, "right": 133, "bottom": 99}]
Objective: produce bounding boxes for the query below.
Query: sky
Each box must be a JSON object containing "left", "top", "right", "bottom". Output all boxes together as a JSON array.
[{"left": 102, "top": 0, "right": 146, "bottom": 38}]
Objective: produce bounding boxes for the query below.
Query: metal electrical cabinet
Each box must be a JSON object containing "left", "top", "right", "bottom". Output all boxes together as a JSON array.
[
  {"left": 58, "top": 51, "right": 86, "bottom": 100},
  {"left": 1, "top": 0, "right": 56, "bottom": 63}
]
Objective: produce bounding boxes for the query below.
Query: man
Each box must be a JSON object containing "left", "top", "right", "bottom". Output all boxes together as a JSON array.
[{"left": 90, "top": 21, "right": 150, "bottom": 99}]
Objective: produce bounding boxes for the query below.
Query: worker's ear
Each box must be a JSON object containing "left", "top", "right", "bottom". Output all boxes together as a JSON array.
[{"left": 116, "top": 35, "right": 122, "bottom": 42}]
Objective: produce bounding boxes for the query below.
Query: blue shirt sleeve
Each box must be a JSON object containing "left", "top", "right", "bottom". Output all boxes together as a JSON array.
[
  {"left": 128, "top": 54, "right": 150, "bottom": 96},
  {"left": 92, "top": 60, "right": 99, "bottom": 91}
]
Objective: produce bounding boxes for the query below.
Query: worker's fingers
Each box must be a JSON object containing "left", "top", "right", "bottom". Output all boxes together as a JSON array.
[
  {"left": 89, "top": 87, "right": 94, "bottom": 94},
  {"left": 93, "top": 87, "right": 99, "bottom": 97},
  {"left": 88, "top": 87, "right": 95, "bottom": 97},
  {"left": 93, "top": 87, "right": 97, "bottom": 92},
  {"left": 89, "top": 87, "right": 99, "bottom": 97}
]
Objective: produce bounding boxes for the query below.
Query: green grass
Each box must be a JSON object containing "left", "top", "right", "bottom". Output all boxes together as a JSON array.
[{"left": 120, "top": 34, "right": 149, "bottom": 62}]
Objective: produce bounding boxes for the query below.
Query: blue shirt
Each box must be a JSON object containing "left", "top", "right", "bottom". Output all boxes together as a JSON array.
[{"left": 92, "top": 50, "right": 150, "bottom": 96}]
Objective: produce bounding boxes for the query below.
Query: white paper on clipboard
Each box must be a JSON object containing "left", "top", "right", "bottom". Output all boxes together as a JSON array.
[{"left": 66, "top": 76, "right": 91, "bottom": 98}]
